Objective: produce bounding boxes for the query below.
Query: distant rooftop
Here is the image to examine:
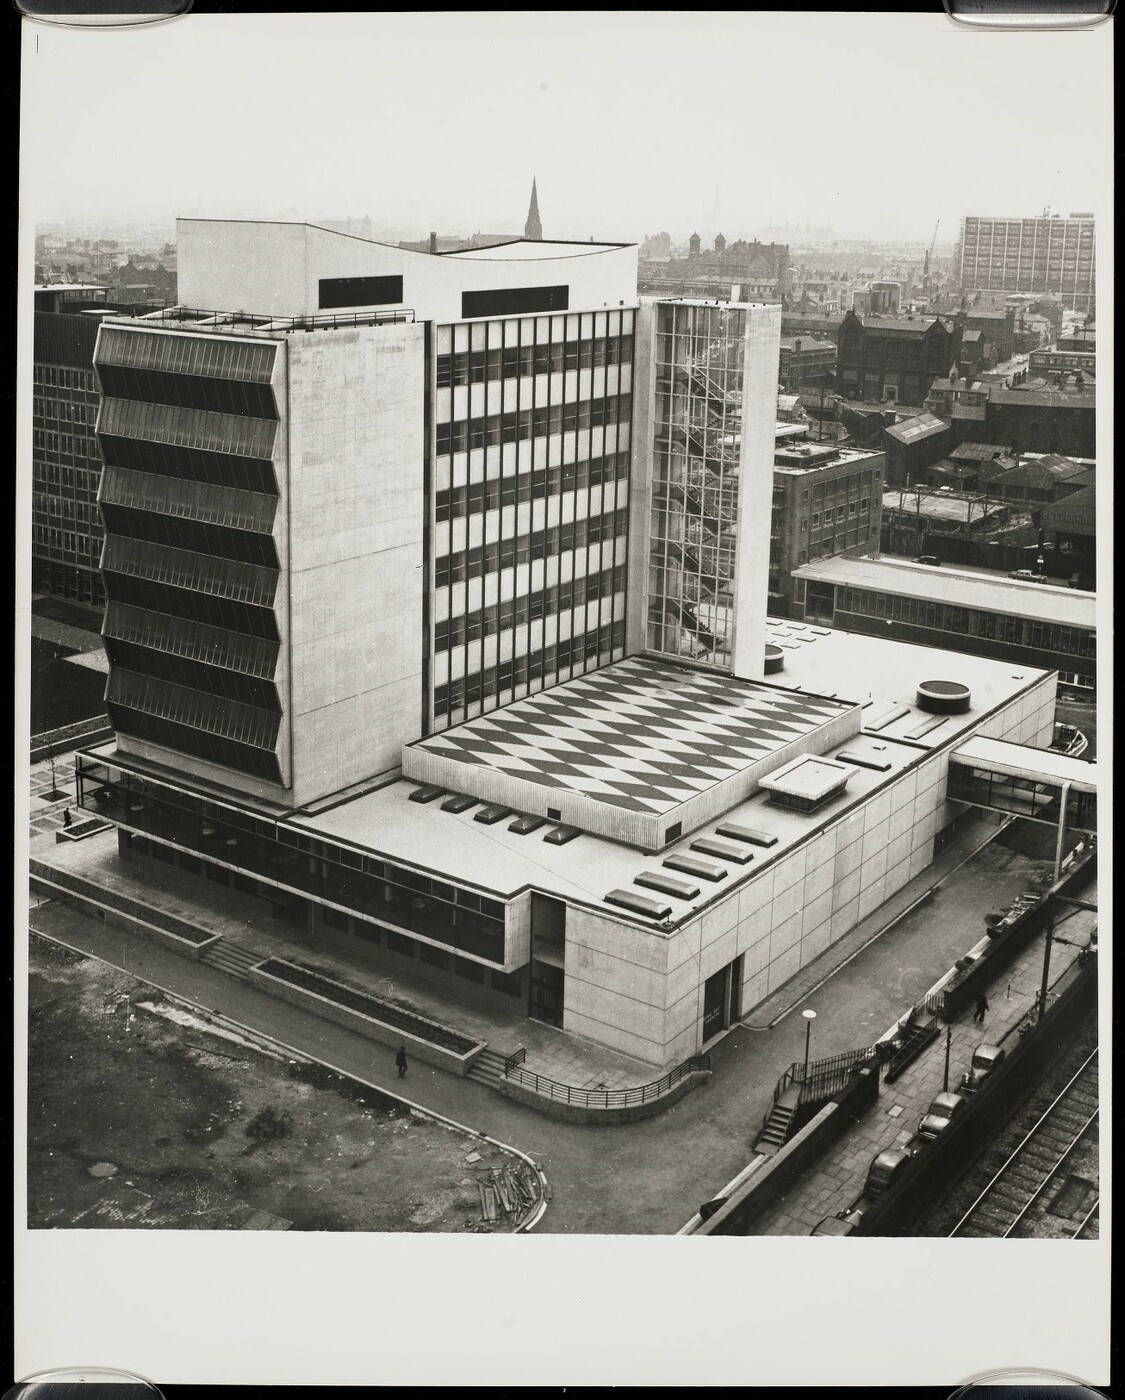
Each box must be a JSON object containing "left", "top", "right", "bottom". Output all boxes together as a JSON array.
[
  {"left": 779, "top": 335, "right": 835, "bottom": 352},
  {"left": 989, "top": 383, "right": 1095, "bottom": 409},
  {"left": 884, "top": 413, "right": 950, "bottom": 444},
  {"left": 775, "top": 443, "right": 879, "bottom": 475},
  {"left": 881, "top": 489, "right": 1007, "bottom": 524},
  {"left": 949, "top": 441, "right": 1009, "bottom": 462},
  {"left": 851, "top": 313, "right": 951, "bottom": 333},
  {"left": 794, "top": 554, "right": 1096, "bottom": 629}
]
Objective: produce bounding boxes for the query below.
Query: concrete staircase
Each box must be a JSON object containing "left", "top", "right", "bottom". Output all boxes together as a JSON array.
[
  {"left": 754, "top": 1089, "right": 800, "bottom": 1156},
  {"left": 466, "top": 1047, "right": 512, "bottom": 1090},
  {"left": 199, "top": 940, "right": 263, "bottom": 981}
]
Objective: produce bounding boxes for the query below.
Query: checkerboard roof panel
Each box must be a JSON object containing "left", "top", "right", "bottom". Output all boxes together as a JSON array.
[{"left": 414, "top": 657, "right": 850, "bottom": 816}]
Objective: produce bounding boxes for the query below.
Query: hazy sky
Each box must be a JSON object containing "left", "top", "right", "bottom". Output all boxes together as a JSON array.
[{"left": 21, "top": 11, "right": 1113, "bottom": 245}]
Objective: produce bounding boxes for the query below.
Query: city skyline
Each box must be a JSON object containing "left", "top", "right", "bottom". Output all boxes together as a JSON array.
[{"left": 22, "top": 12, "right": 1111, "bottom": 244}]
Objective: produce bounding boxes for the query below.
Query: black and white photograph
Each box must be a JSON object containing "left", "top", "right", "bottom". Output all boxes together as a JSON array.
[{"left": 14, "top": 6, "right": 1111, "bottom": 1389}]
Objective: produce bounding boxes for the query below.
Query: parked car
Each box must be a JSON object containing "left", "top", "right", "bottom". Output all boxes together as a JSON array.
[
  {"left": 913, "top": 555, "right": 942, "bottom": 566},
  {"left": 960, "top": 1044, "right": 1006, "bottom": 1093},
  {"left": 1008, "top": 569, "right": 1048, "bottom": 583},
  {"left": 810, "top": 1209, "right": 863, "bottom": 1236},
  {"left": 864, "top": 1146, "right": 913, "bottom": 1197},
  {"left": 918, "top": 1091, "right": 966, "bottom": 1140}
]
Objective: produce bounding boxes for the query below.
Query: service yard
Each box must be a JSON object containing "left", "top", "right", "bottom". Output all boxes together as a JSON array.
[{"left": 26, "top": 934, "right": 530, "bottom": 1232}]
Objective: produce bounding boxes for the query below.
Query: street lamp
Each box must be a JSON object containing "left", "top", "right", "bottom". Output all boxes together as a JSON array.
[{"left": 802, "top": 1008, "right": 817, "bottom": 1084}]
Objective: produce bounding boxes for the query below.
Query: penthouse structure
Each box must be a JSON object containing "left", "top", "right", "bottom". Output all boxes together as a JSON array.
[{"left": 76, "top": 220, "right": 1067, "bottom": 1065}]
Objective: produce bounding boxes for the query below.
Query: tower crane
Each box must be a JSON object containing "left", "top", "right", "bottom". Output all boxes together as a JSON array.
[{"left": 923, "top": 219, "right": 940, "bottom": 293}]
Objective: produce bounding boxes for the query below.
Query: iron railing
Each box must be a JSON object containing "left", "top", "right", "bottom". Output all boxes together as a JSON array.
[
  {"left": 124, "top": 305, "right": 417, "bottom": 333},
  {"left": 502, "top": 1050, "right": 711, "bottom": 1109},
  {"left": 773, "top": 1045, "right": 882, "bottom": 1106}
]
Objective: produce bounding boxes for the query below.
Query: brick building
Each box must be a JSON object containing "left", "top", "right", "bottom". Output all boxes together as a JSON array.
[
  {"left": 835, "top": 311, "right": 961, "bottom": 407},
  {"left": 768, "top": 442, "right": 884, "bottom": 617}
]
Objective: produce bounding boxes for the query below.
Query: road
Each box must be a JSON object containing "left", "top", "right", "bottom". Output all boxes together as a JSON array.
[{"left": 27, "top": 828, "right": 1057, "bottom": 1234}]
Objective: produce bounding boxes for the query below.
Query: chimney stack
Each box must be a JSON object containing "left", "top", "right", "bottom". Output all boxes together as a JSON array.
[{"left": 429, "top": 231, "right": 438, "bottom": 255}]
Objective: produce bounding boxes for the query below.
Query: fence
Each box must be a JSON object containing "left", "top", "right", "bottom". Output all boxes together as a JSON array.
[
  {"left": 773, "top": 1044, "right": 882, "bottom": 1107},
  {"left": 135, "top": 306, "right": 417, "bottom": 333},
  {"left": 501, "top": 1048, "right": 711, "bottom": 1110}
]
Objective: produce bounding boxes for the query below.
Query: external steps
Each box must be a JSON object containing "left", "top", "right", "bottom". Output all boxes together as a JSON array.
[
  {"left": 199, "top": 940, "right": 263, "bottom": 980},
  {"left": 466, "top": 1047, "right": 513, "bottom": 1089}
]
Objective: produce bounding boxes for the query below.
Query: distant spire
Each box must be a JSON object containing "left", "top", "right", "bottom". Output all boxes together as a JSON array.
[{"left": 524, "top": 177, "right": 542, "bottom": 241}]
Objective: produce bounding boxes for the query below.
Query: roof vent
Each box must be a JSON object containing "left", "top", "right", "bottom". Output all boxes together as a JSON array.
[{"left": 916, "top": 679, "right": 971, "bottom": 714}]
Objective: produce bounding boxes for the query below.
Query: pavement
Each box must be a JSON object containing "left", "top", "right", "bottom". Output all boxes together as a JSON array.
[
  {"left": 26, "top": 800, "right": 1065, "bottom": 1234},
  {"left": 755, "top": 893, "right": 1097, "bottom": 1235}
]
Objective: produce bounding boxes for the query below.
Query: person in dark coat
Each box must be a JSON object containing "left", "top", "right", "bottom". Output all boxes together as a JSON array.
[
  {"left": 395, "top": 1046, "right": 408, "bottom": 1078},
  {"left": 973, "top": 993, "right": 989, "bottom": 1024}
]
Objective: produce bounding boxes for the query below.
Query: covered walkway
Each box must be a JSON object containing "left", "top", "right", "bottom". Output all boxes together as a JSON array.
[{"left": 949, "top": 736, "right": 1097, "bottom": 833}]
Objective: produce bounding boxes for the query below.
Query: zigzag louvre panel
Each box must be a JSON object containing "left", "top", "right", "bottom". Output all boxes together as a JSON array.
[
  {"left": 107, "top": 704, "right": 282, "bottom": 783},
  {"left": 107, "top": 666, "right": 281, "bottom": 750},
  {"left": 103, "top": 601, "right": 280, "bottom": 680},
  {"left": 97, "top": 363, "right": 278, "bottom": 420},
  {"left": 103, "top": 636, "right": 281, "bottom": 711},
  {"left": 99, "top": 502, "right": 279, "bottom": 571},
  {"left": 98, "top": 397, "right": 278, "bottom": 459},
  {"left": 100, "top": 465, "right": 278, "bottom": 534},
  {"left": 101, "top": 571, "right": 280, "bottom": 642},
  {"left": 98, "top": 433, "right": 278, "bottom": 494},
  {"left": 100, "top": 535, "right": 279, "bottom": 608},
  {"left": 96, "top": 326, "right": 277, "bottom": 382}
]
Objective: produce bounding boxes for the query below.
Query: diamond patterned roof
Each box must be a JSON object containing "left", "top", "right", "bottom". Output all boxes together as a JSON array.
[{"left": 412, "top": 657, "right": 850, "bottom": 817}]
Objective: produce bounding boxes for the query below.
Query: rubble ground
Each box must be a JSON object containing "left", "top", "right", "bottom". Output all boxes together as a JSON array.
[{"left": 26, "top": 934, "right": 523, "bottom": 1232}]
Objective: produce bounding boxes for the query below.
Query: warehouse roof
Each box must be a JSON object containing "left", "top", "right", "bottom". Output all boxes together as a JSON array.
[{"left": 793, "top": 554, "right": 1096, "bottom": 628}]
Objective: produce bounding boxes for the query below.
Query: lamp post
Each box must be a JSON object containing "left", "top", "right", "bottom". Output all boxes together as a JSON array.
[
  {"left": 943, "top": 1023, "right": 952, "bottom": 1093},
  {"left": 802, "top": 1008, "right": 817, "bottom": 1085}
]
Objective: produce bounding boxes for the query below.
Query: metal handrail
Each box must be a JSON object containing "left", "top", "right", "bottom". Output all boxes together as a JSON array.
[
  {"left": 124, "top": 305, "right": 417, "bottom": 333},
  {"left": 772, "top": 1044, "right": 881, "bottom": 1105},
  {"left": 503, "top": 1052, "right": 710, "bottom": 1109}
]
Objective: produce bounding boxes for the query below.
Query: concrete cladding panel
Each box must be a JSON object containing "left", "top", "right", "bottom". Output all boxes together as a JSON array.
[
  {"left": 178, "top": 219, "right": 638, "bottom": 323},
  {"left": 285, "top": 323, "right": 426, "bottom": 801},
  {"left": 731, "top": 302, "right": 782, "bottom": 681},
  {"left": 563, "top": 906, "right": 673, "bottom": 1066}
]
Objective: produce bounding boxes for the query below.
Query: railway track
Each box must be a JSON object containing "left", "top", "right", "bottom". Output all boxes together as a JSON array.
[
  {"left": 949, "top": 1049, "right": 1099, "bottom": 1238},
  {"left": 1072, "top": 1200, "right": 1099, "bottom": 1240}
]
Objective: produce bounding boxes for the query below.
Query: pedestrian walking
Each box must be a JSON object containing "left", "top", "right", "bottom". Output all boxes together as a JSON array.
[
  {"left": 973, "top": 993, "right": 989, "bottom": 1024},
  {"left": 62, "top": 808, "right": 72, "bottom": 829},
  {"left": 395, "top": 1046, "right": 408, "bottom": 1078}
]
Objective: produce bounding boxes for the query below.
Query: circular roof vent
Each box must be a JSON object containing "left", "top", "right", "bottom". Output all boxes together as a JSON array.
[
  {"left": 917, "top": 679, "right": 971, "bottom": 714},
  {"left": 764, "top": 644, "right": 785, "bottom": 675}
]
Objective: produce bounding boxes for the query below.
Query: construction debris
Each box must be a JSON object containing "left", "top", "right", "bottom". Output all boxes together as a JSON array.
[{"left": 475, "top": 1161, "right": 541, "bottom": 1226}]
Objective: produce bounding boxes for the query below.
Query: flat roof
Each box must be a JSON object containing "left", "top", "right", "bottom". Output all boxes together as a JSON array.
[
  {"left": 290, "top": 730, "right": 921, "bottom": 925},
  {"left": 989, "top": 384, "right": 1095, "bottom": 409},
  {"left": 289, "top": 629, "right": 1047, "bottom": 925},
  {"left": 882, "top": 490, "right": 1006, "bottom": 524},
  {"left": 402, "top": 656, "right": 857, "bottom": 850},
  {"left": 763, "top": 617, "right": 1052, "bottom": 749},
  {"left": 952, "top": 735, "right": 1096, "bottom": 793},
  {"left": 35, "top": 284, "right": 109, "bottom": 294},
  {"left": 793, "top": 554, "right": 1096, "bottom": 629},
  {"left": 776, "top": 444, "right": 879, "bottom": 475},
  {"left": 442, "top": 238, "right": 632, "bottom": 261}
]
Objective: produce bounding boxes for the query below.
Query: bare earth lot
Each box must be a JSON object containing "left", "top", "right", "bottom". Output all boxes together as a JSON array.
[{"left": 27, "top": 935, "right": 520, "bottom": 1232}]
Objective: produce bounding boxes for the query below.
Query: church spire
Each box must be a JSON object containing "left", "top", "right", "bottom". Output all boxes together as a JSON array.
[{"left": 524, "top": 177, "right": 542, "bottom": 241}]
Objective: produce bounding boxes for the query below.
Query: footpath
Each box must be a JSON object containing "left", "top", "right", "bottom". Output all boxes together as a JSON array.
[{"left": 27, "top": 811, "right": 1054, "bottom": 1235}]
